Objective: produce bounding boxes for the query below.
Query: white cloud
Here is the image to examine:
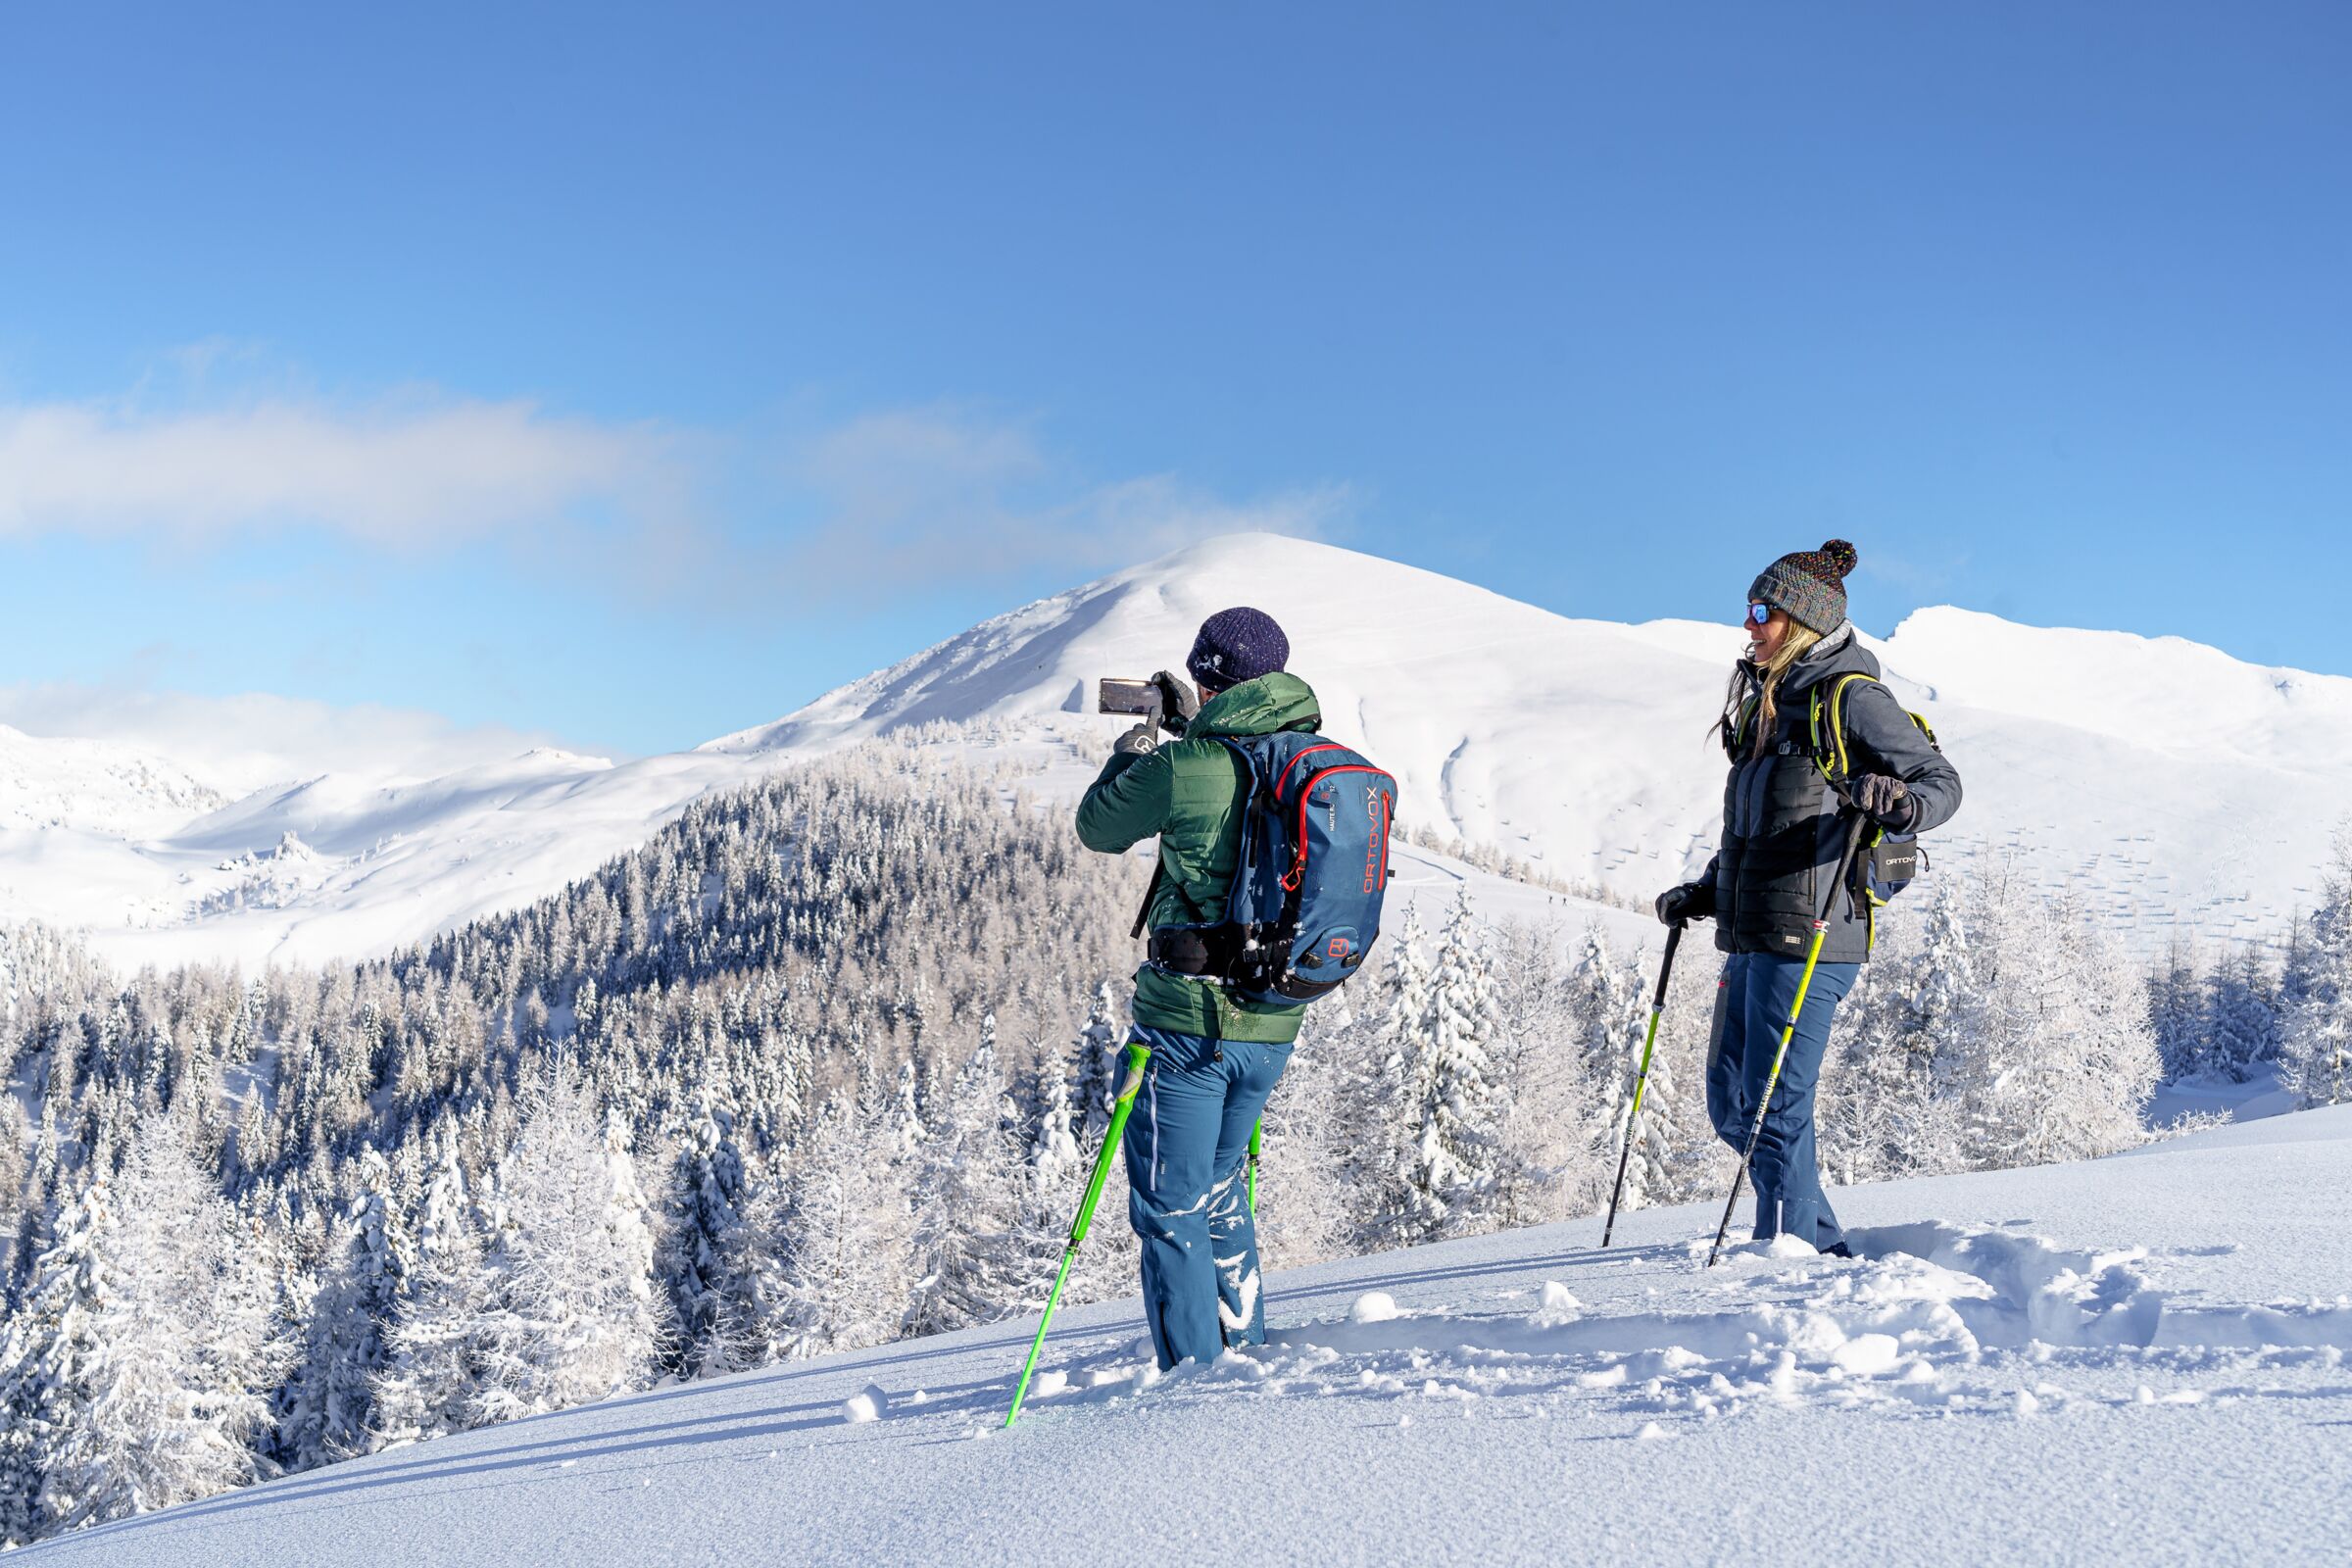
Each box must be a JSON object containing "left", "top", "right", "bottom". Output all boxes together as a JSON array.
[
  {"left": 0, "top": 681, "right": 586, "bottom": 797},
  {"left": 0, "top": 393, "right": 687, "bottom": 547},
  {"left": 777, "top": 406, "right": 1349, "bottom": 600},
  {"left": 0, "top": 376, "right": 1348, "bottom": 611}
]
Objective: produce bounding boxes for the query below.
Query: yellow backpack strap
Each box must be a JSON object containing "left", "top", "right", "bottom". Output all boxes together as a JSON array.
[{"left": 1811, "top": 673, "right": 1879, "bottom": 781}]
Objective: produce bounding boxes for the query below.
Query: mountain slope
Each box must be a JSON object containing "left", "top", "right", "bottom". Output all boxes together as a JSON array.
[
  {"left": 2, "top": 532, "right": 2346, "bottom": 966},
  {"left": 715, "top": 532, "right": 2352, "bottom": 954},
  {"left": 29, "top": 1105, "right": 2352, "bottom": 1567},
  {"left": 0, "top": 725, "right": 227, "bottom": 834}
]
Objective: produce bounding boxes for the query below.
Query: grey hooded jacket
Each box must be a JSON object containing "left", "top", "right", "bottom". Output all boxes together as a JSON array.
[{"left": 1702, "top": 624, "right": 1962, "bottom": 964}]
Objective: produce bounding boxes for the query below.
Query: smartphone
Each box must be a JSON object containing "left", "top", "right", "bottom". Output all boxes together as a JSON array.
[{"left": 1098, "top": 678, "right": 1160, "bottom": 716}]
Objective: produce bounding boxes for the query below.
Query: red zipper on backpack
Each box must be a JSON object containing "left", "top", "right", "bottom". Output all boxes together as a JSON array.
[
  {"left": 1274, "top": 743, "right": 1352, "bottom": 802},
  {"left": 1284, "top": 764, "right": 1396, "bottom": 892}
]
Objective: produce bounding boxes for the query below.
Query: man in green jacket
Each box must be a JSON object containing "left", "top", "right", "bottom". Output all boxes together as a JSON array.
[{"left": 1075, "top": 607, "right": 1311, "bottom": 1368}]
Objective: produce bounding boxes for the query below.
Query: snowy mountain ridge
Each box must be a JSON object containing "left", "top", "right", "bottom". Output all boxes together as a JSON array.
[
  {"left": 0, "top": 724, "right": 230, "bottom": 835},
  {"left": 1, "top": 532, "right": 2345, "bottom": 967}
]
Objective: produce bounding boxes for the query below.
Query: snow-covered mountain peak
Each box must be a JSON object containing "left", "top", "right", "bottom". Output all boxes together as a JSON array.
[
  {"left": 1881, "top": 606, "right": 2352, "bottom": 766},
  {"left": 694, "top": 533, "right": 2350, "bottom": 957},
  {"left": 703, "top": 531, "right": 1709, "bottom": 758},
  {"left": 0, "top": 723, "right": 231, "bottom": 833},
  {"left": 1, "top": 532, "right": 2344, "bottom": 966}
]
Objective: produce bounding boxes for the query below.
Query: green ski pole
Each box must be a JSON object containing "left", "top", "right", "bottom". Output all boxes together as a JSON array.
[
  {"left": 1005, "top": 1039, "right": 1152, "bottom": 1427},
  {"left": 1247, "top": 1118, "right": 1261, "bottom": 1214},
  {"left": 1706, "top": 812, "right": 1870, "bottom": 1269},
  {"left": 1601, "top": 919, "right": 1685, "bottom": 1248}
]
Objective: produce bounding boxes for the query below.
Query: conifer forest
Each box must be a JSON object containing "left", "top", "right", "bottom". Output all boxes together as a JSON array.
[{"left": 1, "top": 744, "right": 2347, "bottom": 1546}]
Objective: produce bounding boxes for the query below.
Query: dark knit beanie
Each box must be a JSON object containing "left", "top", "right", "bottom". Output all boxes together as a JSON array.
[
  {"left": 1749, "top": 540, "right": 1858, "bottom": 635},
  {"left": 1186, "top": 607, "right": 1290, "bottom": 692}
]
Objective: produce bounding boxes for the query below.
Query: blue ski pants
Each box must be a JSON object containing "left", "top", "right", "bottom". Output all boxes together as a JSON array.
[
  {"left": 1121, "top": 1025, "right": 1291, "bottom": 1370},
  {"left": 1706, "top": 951, "right": 1860, "bottom": 1252}
]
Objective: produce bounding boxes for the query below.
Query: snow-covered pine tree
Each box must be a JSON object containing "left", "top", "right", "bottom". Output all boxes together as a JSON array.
[
  {"left": 601, "top": 1107, "right": 661, "bottom": 1323},
  {"left": 886, "top": 1059, "right": 927, "bottom": 1163},
  {"left": 275, "top": 1148, "right": 411, "bottom": 1469},
  {"left": 466, "top": 1079, "right": 662, "bottom": 1426},
  {"left": 0, "top": 1178, "right": 114, "bottom": 1546},
  {"left": 369, "top": 1212, "right": 493, "bottom": 1448},
  {"left": 207, "top": 1206, "right": 294, "bottom": 1473},
  {"left": 1006, "top": 1056, "right": 1084, "bottom": 1308},
  {"left": 1250, "top": 1008, "right": 1354, "bottom": 1269},
  {"left": 2204, "top": 948, "right": 2281, "bottom": 1081},
  {"left": 1354, "top": 903, "right": 1431, "bottom": 1250},
  {"left": 1550, "top": 923, "right": 1647, "bottom": 1219},
  {"left": 1070, "top": 980, "right": 1124, "bottom": 1145},
  {"left": 1959, "top": 878, "right": 2160, "bottom": 1167},
  {"left": 758, "top": 1099, "right": 914, "bottom": 1358},
  {"left": 414, "top": 1123, "right": 469, "bottom": 1257},
  {"left": 0, "top": 1096, "right": 24, "bottom": 1289},
  {"left": 1615, "top": 927, "right": 1708, "bottom": 1212},
  {"left": 1382, "top": 902, "right": 1435, "bottom": 1064},
  {"left": 2147, "top": 935, "right": 2209, "bottom": 1080},
  {"left": 2282, "top": 935, "right": 2352, "bottom": 1108},
  {"left": 2281, "top": 835, "right": 2352, "bottom": 1107},
  {"left": 1821, "top": 879, "right": 1978, "bottom": 1184},
  {"left": 1387, "top": 891, "right": 1507, "bottom": 1244},
  {"left": 655, "top": 1097, "right": 754, "bottom": 1379},
  {"left": 1899, "top": 879, "right": 1984, "bottom": 1175},
  {"left": 17, "top": 1118, "right": 273, "bottom": 1537},
  {"left": 904, "top": 1037, "right": 1021, "bottom": 1336}
]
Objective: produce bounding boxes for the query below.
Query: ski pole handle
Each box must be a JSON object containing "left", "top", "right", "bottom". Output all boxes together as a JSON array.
[
  {"left": 1069, "top": 1042, "right": 1151, "bottom": 1251},
  {"left": 1652, "top": 919, "right": 1685, "bottom": 1007},
  {"left": 1247, "top": 1118, "right": 1262, "bottom": 1215}
]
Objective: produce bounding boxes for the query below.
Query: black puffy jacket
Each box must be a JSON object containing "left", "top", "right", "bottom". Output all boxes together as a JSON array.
[{"left": 1702, "top": 626, "right": 1962, "bottom": 964}]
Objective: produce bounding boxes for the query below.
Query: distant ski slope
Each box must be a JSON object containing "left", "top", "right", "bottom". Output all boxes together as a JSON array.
[
  {"left": 0, "top": 532, "right": 2344, "bottom": 967},
  {"left": 30, "top": 1104, "right": 2352, "bottom": 1567}
]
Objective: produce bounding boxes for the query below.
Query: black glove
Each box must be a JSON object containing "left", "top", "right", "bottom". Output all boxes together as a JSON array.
[
  {"left": 1150, "top": 670, "right": 1200, "bottom": 736},
  {"left": 1846, "top": 774, "right": 1918, "bottom": 831},
  {"left": 1655, "top": 880, "right": 1714, "bottom": 925},
  {"left": 1112, "top": 722, "right": 1158, "bottom": 758}
]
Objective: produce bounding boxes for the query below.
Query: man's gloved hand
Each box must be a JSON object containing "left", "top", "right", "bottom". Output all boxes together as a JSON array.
[
  {"left": 1655, "top": 880, "right": 1714, "bottom": 926},
  {"left": 1845, "top": 774, "right": 1918, "bottom": 830},
  {"left": 1150, "top": 670, "right": 1200, "bottom": 736},
  {"left": 1113, "top": 722, "right": 1159, "bottom": 758}
]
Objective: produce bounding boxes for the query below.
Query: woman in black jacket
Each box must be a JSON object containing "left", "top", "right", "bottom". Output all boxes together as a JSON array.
[{"left": 1655, "top": 541, "right": 1962, "bottom": 1256}]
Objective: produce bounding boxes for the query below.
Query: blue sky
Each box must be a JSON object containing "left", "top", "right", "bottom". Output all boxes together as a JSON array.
[{"left": 2, "top": 3, "right": 2346, "bottom": 760}]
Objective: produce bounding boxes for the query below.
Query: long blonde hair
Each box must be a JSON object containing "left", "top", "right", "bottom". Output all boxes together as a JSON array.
[{"left": 1715, "top": 622, "right": 1824, "bottom": 760}]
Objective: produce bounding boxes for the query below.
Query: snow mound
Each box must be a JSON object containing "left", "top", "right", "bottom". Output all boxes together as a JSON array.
[{"left": 33, "top": 1105, "right": 2352, "bottom": 1567}]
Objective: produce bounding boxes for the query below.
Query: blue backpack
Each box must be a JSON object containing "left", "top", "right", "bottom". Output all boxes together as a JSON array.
[{"left": 1213, "top": 732, "right": 1398, "bottom": 1006}]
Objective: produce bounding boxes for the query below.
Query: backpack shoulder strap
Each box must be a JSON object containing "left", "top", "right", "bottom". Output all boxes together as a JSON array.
[
  {"left": 1809, "top": 673, "right": 1941, "bottom": 781},
  {"left": 1807, "top": 673, "right": 1882, "bottom": 782},
  {"left": 1722, "top": 669, "right": 1763, "bottom": 760}
]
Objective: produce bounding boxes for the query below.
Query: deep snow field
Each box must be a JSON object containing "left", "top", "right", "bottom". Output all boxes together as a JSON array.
[{"left": 32, "top": 1105, "right": 2352, "bottom": 1567}]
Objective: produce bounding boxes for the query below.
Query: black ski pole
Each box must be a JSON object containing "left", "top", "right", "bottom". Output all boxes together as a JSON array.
[{"left": 1601, "top": 918, "right": 1686, "bottom": 1248}]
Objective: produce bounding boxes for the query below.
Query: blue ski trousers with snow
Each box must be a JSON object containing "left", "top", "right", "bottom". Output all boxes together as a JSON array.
[
  {"left": 1121, "top": 1024, "right": 1291, "bottom": 1370},
  {"left": 1706, "top": 952, "right": 1860, "bottom": 1252}
]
